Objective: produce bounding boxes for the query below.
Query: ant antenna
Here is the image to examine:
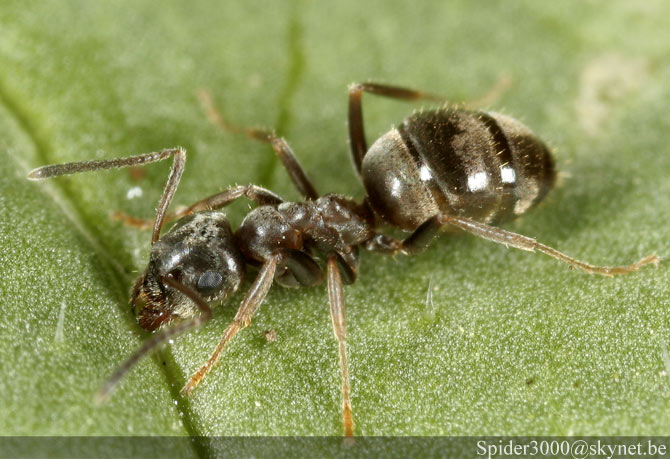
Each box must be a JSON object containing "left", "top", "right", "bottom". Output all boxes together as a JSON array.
[{"left": 95, "top": 275, "right": 212, "bottom": 403}]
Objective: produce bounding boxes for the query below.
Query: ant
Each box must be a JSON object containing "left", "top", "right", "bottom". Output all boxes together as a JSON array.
[{"left": 28, "top": 82, "right": 659, "bottom": 437}]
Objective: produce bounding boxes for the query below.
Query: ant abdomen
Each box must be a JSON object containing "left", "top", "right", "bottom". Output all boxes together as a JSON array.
[{"left": 362, "top": 109, "right": 556, "bottom": 231}]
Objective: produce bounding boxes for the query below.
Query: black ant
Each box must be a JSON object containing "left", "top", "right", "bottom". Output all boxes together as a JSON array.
[{"left": 27, "top": 82, "right": 659, "bottom": 437}]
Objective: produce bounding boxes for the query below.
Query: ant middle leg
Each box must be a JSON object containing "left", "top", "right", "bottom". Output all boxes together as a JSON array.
[
  {"left": 182, "top": 251, "right": 282, "bottom": 395},
  {"left": 114, "top": 184, "right": 284, "bottom": 230},
  {"left": 198, "top": 90, "right": 318, "bottom": 200}
]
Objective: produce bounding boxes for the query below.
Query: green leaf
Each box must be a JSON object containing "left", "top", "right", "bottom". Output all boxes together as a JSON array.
[{"left": 1, "top": 0, "right": 669, "bottom": 451}]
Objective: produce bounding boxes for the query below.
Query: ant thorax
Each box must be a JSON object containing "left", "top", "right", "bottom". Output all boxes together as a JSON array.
[{"left": 236, "top": 195, "right": 373, "bottom": 263}]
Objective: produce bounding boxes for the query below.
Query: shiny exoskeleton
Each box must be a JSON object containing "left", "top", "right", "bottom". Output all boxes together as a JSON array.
[
  {"left": 362, "top": 109, "right": 556, "bottom": 230},
  {"left": 28, "top": 82, "right": 658, "bottom": 437}
]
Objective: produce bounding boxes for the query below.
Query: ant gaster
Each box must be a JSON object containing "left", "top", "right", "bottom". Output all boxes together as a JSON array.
[{"left": 28, "top": 83, "right": 659, "bottom": 436}]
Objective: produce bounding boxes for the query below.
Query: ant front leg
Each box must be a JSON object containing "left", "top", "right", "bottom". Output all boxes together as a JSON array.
[
  {"left": 326, "top": 252, "right": 354, "bottom": 437},
  {"left": 28, "top": 148, "right": 186, "bottom": 244},
  {"left": 182, "top": 252, "right": 282, "bottom": 395},
  {"left": 198, "top": 90, "right": 319, "bottom": 200}
]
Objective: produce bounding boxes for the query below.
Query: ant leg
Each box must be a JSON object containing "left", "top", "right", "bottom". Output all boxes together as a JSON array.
[
  {"left": 181, "top": 183, "right": 283, "bottom": 211},
  {"left": 276, "top": 249, "right": 323, "bottom": 287},
  {"left": 114, "top": 184, "right": 284, "bottom": 230},
  {"left": 198, "top": 90, "right": 318, "bottom": 200},
  {"left": 182, "top": 252, "right": 281, "bottom": 395},
  {"left": 463, "top": 74, "right": 513, "bottom": 110},
  {"left": 368, "top": 212, "right": 659, "bottom": 274},
  {"left": 365, "top": 217, "right": 441, "bottom": 255},
  {"left": 326, "top": 253, "right": 354, "bottom": 437},
  {"left": 347, "top": 77, "right": 513, "bottom": 174},
  {"left": 96, "top": 275, "right": 212, "bottom": 402},
  {"left": 112, "top": 212, "right": 167, "bottom": 231},
  {"left": 440, "top": 214, "right": 660, "bottom": 276},
  {"left": 400, "top": 216, "right": 442, "bottom": 254},
  {"left": 28, "top": 148, "right": 186, "bottom": 244},
  {"left": 348, "top": 83, "right": 443, "bottom": 175},
  {"left": 333, "top": 249, "right": 359, "bottom": 285}
]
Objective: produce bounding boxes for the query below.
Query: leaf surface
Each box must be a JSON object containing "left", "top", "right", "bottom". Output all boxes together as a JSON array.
[{"left": 1, "top": 1, "right": 669, "bottom": 453}]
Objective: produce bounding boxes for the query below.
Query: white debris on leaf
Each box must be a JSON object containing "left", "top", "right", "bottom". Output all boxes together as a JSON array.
[{"left": 126, "top": 186, "right": 143, "bottom": 200}]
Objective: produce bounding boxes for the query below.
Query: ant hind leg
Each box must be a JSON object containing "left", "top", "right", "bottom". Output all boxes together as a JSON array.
[
  {"left": 365, "top": 216, "right": 441, "bottom": 255},
  {"left": 366, "top": 213, "right": 659, "bottom": 276},
  {"left": 347, "top": 77, "right": 513, "bottom": 175},
  {"left": 347, "top": 83, "right": 443, "bottom": 175},
  {"left": 439, "top": 214, "right": 659, "bottom": 276}
]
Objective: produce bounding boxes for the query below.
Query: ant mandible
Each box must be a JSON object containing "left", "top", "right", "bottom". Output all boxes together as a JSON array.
[{"left": 28, "top": 82, "right": 659, "bottom": 437}]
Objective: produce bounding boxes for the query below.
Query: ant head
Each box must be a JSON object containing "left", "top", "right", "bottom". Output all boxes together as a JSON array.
[{"left": 132, "top": 212, "right": 246, "bottom": 331}]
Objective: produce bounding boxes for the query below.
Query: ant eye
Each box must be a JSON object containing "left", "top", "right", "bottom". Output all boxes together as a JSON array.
[{"left": 197, "top": 271, "right": 223, "bottom": 292}]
